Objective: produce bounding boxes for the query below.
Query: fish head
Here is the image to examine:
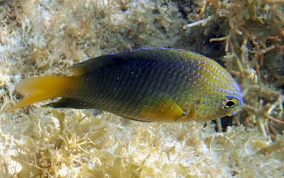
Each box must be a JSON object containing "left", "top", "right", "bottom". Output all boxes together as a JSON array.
[
  {"left": 179, "top": 94, "right": 243, "bottom": 122},
  {"left": 192, "top": 94, "right": 243, "bottom": 122}
]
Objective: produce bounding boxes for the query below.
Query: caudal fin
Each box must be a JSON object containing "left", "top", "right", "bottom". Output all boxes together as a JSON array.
[{"left": 7, "top": 76, "right": 78, "bottom": 111}]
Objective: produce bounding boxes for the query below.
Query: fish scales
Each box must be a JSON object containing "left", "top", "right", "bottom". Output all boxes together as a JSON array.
[
  {"left": 8, "top": 48, "right": 243, "bottom": 122},
  {"left": 79, "top": 52, "right": 190, "bottom": 112}
]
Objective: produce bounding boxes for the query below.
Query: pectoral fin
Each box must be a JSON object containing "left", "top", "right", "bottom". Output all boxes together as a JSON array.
[{"left": 140, "top": 95, "right": 185, "bottom": 122}]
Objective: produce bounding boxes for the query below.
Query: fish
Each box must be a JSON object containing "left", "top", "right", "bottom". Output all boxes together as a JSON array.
[{"left": 8, "top": 48, "right": 243, "bottom": 122}]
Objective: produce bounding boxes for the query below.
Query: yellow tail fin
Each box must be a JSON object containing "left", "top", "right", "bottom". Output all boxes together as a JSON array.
[{"left": 7, "top": 76, "right": 78, "bottom": 111}]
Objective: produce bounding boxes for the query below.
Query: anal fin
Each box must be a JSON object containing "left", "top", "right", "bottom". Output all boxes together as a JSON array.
[{"left": 45, "top": 98, "right": 95, "bottom": 109}]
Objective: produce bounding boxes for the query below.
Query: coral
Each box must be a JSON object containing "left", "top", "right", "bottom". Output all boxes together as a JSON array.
[
  {"left": 0, "top": 0, "right": 284, "bottom": 177},
  {"left": 184, "top": 0, "right": 284, "bottom": 139}
]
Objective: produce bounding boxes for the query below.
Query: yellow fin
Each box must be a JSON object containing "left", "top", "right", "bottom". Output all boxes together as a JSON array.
[
  {"left": 7, "top": 76, "right": 78, "bottom": 111},
  {"left": 140, "top": 96, "right": 185, "bottom": 121}
]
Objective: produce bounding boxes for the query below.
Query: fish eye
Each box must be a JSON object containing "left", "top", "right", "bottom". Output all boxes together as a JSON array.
[{"left": 220, "top": 97, "right": 239, "bottom": 110}]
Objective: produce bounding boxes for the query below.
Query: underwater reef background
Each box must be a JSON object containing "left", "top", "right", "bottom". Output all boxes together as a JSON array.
[{"left": 0, "top": 0, "right": 284, "bottom": 177}]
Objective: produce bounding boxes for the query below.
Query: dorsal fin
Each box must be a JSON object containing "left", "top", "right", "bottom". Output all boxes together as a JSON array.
[{"left": 69, "top": 53, "right": 133, "bottom": 76}]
